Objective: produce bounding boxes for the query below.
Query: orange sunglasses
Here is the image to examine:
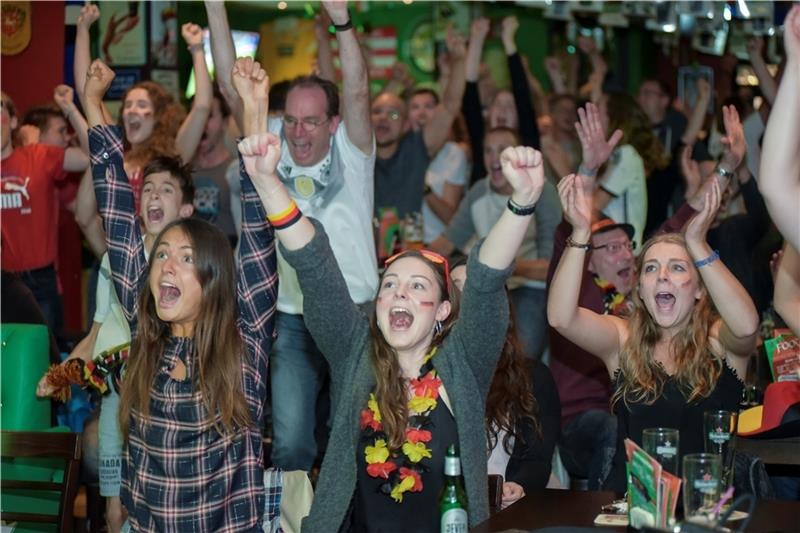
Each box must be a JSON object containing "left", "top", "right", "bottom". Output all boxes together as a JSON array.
[{"left": 384, "top": 249, "right": 450, "bottom": 291}]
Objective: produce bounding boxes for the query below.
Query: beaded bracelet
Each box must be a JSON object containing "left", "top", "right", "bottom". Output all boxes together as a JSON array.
[
  {"left": 694, "top": 249, "right": 720, "bottom": 268},
  {"left": 566, "top": 236, "right": 591, "bottom": 250}
]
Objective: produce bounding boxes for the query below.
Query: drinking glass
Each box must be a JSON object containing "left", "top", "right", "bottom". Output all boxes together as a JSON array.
[
  {"left": 643, "top": 427, "right": 680, "bottom": 475},
  {"left": 704, "top": 410, "right": 737, "bottom": 488},
  {"left": 682, "top": 453, "right": 722, "bottom": 523}
]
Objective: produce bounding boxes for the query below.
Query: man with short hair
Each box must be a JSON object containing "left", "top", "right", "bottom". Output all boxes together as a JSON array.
[
  {"left": 1, "top": 91, "right": 90, "bottom": 338},
  {"left": 373, "top": 26, "right": 466, "bottom": 220},
  {"left": 21, "top": 105, "right": 71, "bottom": 148},
  {"left": 207, "top": 0, "right": 376, "bottom": 471}
]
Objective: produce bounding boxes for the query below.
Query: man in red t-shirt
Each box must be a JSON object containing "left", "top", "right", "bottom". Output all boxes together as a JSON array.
[{"left": 1, "top": 91, "right": 89, "bottom": 339}]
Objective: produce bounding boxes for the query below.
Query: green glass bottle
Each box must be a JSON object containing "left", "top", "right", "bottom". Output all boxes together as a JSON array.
[{"left": 439, "top": 444, "right": 468, "bottom": 533}]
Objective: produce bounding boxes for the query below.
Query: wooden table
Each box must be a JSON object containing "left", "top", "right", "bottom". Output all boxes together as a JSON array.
[{"left": 471, "top": 489, "right": 800, "bottom": 532}]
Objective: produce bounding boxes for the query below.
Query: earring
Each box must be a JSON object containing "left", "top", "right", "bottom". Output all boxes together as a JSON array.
[{"left": 433, "top": 320, "right": 443, "bottom": 337}]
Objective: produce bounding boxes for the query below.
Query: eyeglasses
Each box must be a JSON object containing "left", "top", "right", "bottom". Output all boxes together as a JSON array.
[
  {"left": 592, "top": 241, "right": 636, "bottom": 254},
  {"left": 283, "top": 116, "right": 331, "bottom": 133},
  {"left": 371, "top": 108, "right": 402, "bottom": 121},
  {"left": 384, "top": 249, "right": 450, "bottom": 292}
]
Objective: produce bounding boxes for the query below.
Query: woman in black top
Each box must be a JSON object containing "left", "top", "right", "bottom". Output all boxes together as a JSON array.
[{"left": 548, "top": 169, "right": 758, "bottom": 491}]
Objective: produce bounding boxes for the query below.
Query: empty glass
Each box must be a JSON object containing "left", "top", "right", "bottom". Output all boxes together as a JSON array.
[
  {"left": 704, "top": 410, "right": 737, "bottom": 488},
  {"left": 643, "top": 427, "right": 680, "bottom": 475},
  {"left": 682, "top": 453, "right": 722, "bottom": 523}
]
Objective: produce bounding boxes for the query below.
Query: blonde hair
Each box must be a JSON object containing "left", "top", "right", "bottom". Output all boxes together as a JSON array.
[{"left": 613, "top": 233, "right": 723, "bottom": 408}]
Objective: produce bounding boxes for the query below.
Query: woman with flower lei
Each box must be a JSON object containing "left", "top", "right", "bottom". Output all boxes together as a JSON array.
[{"left": 237, "top": 81, "right": 546, "bottom": 531}]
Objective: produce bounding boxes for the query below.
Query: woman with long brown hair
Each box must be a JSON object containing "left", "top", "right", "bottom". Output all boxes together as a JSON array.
[
  {"left": 548, "top": 171, "right": 758, "bottom": 492},
  {"left": 451, "top": 263, "right": 560, "bottom": 508},
  {"left": 236, "top": 52, "right": 546, "bottom": 528}
]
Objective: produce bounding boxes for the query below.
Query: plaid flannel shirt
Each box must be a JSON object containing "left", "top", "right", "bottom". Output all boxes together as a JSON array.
[{"left": 89, "top": 126, "right": 279, "bottom": 532}]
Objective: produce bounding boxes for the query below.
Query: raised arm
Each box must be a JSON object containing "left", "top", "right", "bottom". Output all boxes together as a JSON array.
[
  {"left": 84, "top": 60, "right": 147, "bottom": 322},
  {"left": 74, "top": 168, "right": 107, "bottom": 258},
  {"left": 547, "top": 174, "right": 625, "bottom": 374},
  {"left": 175, "top": 23, "right": 212, "bottom": 164},
  {"left": 314, "top": 11, "right": 337, "bottom": 83},
  {"left": 544, "top": 56, "right": 568, "bottom": 96},
  {"left": 423, "top": 25, "right": 466, "bottom": 157},
  {"left": 503, "top": 16, "right": 540, "bottom": 150},
  {"left": 746, "top": 37, "right": 778, "bottom": 106},
  {"left": 54, "top": 85, "right": 89, "bottom": 155},
  {"left": 74, "top": 4, "right": 113, "bottom": 125},
  {"left": 759, "top": 5, "right": 800, "bottom": 251},
  {"left": 774, "top": 243, "right": 800, "bottom": 336},
  {"left": 681, "top": 78, "right": 711, "bottom": 145},
  {"left": 323, "top": 0, "right": 372, "bottom": 155},
  {"left": 204, "top": 0, "right": 243, "bottom": 130},
  {"left": 229, "top": 58, "right": 278, "bottom": 341},
  {"left": 463, "top": 18, "right": 489, "bottom": 182},
  {"left": 684, "top": 180, "right": 758, "bottom": 364}
]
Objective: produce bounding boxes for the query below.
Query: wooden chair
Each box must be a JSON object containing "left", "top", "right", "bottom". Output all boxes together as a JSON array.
[{"left": 1, "top": 430, "right": 82, "bottom": 532}]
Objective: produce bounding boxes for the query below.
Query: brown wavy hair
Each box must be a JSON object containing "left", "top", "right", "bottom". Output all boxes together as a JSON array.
[
  {"left": 605, "top": 92, "right": 669, "bottom": 175},
  {"left": 119, "top": 81, "right": 185, "bottom": 166},
  {"left": 369, "top": 251, "right": 459, "bottom": 449},
  {"left": 485, "top": 299, "right": 540, "bottom": 455},
  {"left": 119, "top": 218, "right": 251, "bottom": 440},
  {"left": 612, "top": 233, "right": 722, "bottom": 408}
]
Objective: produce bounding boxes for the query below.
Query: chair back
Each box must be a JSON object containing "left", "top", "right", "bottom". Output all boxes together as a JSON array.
[
  {"left": 1, "top": 323, "right": 51, "bottom": 430},
  {"left": 1, "top": 430, "right": 82, "bottom": 532}
]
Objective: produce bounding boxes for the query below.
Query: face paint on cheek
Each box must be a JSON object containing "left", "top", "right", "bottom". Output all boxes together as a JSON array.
[
  {"left": 680, "top": 279, "right": 693, "bottom": 289},
  {"left": 419, "top": 301, "right": 435, "bottom": 308}
]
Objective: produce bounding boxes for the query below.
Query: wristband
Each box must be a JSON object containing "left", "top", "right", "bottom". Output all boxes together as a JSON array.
[
  {"left": 566, "top": 236, "right": 591, "bottom": 250},
  {"left": 694, "top": 249, "right": 720, "bottom": 268},
  {"left": 333, "top": 12, "right": 353, "bottom": 32},
  {"left": 267, "top": 200, "right": 303, "bottom": 229},
  {"left": 507, "top": 197, "right": 536, "bottom": 216},
  {"left": 714, "top": 165, "right": 734, "bottom": 179},
  {"left": 578, "top": 164, "right": 597, "bottom": 178},
  {"left": 187, "top": 43, "right": 204, "bottom": 54}
]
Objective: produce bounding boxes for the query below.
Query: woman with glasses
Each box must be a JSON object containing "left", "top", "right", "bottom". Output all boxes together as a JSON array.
[
  {"left": 238, "top": 121, "right": 546, "bottom": 530},
  {"left": 548, "top": 170, "right": 758, "bottom": 492}
]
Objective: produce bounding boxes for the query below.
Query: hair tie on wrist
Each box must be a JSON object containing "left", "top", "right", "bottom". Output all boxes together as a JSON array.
[
  {"left": 507, "top": 197, "right": 536, "bottom": 216},
  {"left": 267, "top": 200, "right": 302, "bottom": 229},
  {"left": 694, "top": 249, "right": 720, "bottom": 268},
  {"left": 333, "top": 11, "right": 353, "bottom": 32}
]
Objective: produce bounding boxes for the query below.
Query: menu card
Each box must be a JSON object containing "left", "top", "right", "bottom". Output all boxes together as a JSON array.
[{"left": 625, "top": 438, "right": 681, "bottom": 529}]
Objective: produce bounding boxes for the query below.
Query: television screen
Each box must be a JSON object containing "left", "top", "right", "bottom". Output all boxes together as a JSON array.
[{"left": 185, "top": 28, "right": 260, "bottom": 99}]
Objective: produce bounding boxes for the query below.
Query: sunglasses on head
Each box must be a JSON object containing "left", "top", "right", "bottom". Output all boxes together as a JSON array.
[{"left": 384, "top": 249, "right": 450, "bottom": 292}]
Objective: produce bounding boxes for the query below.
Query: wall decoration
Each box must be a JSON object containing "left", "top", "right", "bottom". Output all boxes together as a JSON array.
[
  {"left": 150, "top": 1, "right": 177, "bottom": 67},
  {"left": 99, "top": 1, "right": 146, "bottom": 66},
  {"left": 1, "top": 1, "right": 31, "bottom": 56},
  {"left": 151, "top": 69, "right": 180, "bottom": 100},
  {"left": 259, "top": 17, "right": 316, "bottom": 84},
  {"left": 105, "top": 68, "right": 142, "bottom": 100}
]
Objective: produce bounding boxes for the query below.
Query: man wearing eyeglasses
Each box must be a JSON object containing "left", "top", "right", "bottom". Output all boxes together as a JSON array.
[
  {"left": 372, "top": 25, "right": 467, "bottom": 220},
  {"left": 207, "top": 0, "right": 377, "bottom": 473}
]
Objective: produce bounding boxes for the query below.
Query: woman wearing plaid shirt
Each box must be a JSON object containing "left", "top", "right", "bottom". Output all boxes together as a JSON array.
[{"left": 84, "top": 59, "right": 280, "bottom": 532}]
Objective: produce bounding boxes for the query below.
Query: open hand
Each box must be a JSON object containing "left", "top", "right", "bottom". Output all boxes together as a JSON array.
[
  {"left": 685, "top": 177, "right": 721, "bottom": 248},
  {"left": 500, "top": 146, "right": 545, "bottom": 206},
  {"left": 321, "top": 0, "right": 349, "bottom": 26},
  {"left": 575, "top": 102, "right": 623, "bottom": 173},
  {"left": 231, "top": 57, "right": 269, "bottom": 109},
  {"left": 84, "top": 59, "right": 115, "bottom": 102},
  {"left": 238, "top": 132, "right": 282, "bottom": 182},
  {"left": 719, "top": 105, "right": 746, "bottom": 172},
  {"left": 181, "top": 23, "right": 204, "bottom": 47},
  {"left": 558, "top": 173, "right": 592, "bottom": 235},
  {"left": 77, "top": 3, "right": 100, "bottom": 30}
]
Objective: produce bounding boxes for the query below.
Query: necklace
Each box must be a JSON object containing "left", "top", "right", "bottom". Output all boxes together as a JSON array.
[
  {"left": 593, "top": 274, "right": 632, "bottom": 317},
  {"left": 360, "top": 347, "right": 442, "bottom": 503}
]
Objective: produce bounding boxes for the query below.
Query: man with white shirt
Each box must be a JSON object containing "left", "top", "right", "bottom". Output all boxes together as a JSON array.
[{"left": 207, "top": 0, "right": 375, "bottom": 471}]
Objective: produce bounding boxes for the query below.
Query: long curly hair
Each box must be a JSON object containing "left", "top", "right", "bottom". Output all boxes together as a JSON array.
[
  {"left": 369, "top": 251, "right": 458, "bottom": 450},
  {"left": 119, "top": 81, "right": 185, "bottom": 166},
  {"left": 606, "top": 92, "right": 669, "bottom": 175},
  {"left": 485, "top": 300, "right": 540, "bottom": 455},
  {"left": 612, "top": 233, "right": 723, "bottom": 409},
  {"left": 119, "top": 218, "right": 252, "bottom": 440}
]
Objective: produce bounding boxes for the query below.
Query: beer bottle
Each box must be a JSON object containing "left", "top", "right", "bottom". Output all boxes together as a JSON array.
[{"left": 439, "top": 444, "right": 468, "bottom": 533}]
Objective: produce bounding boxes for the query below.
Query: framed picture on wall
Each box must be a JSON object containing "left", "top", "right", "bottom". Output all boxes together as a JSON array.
[
  {"left": 98, "top": 1, "right": 146, "bottom": 66},
  {"left": 151, "top": 69, "right": 180, "bottom": 100},
  {"left": 150, "top": 1, "right": 178, "bottom": 68}
]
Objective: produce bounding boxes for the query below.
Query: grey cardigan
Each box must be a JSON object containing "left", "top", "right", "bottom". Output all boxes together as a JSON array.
[{"left": 281, "top": 219, "right": 510, "bottom": 532}]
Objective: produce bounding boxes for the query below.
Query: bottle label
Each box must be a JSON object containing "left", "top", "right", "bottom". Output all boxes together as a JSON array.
[{"left": 441, "top": 508, "right": 468, "bottom": 533}]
